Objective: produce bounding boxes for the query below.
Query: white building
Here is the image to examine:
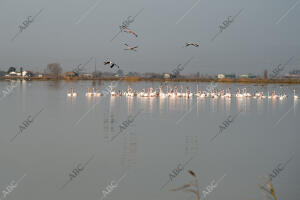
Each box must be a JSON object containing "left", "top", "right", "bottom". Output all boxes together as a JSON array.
[
  {"left": 240, "top": 74, "right": 249, "bottom": 78},
  {"left": 7, "top": 71, "right": 20, "bottom": 76},
  {"left": 163, "top": 73, "right": 171, "bottom": 79},
  {"left": 81, "top": 73, "right": 93, "bottom": 78},
  {"left": 217, "top": 74, "right": 225, "bottom": 79},
  {"left": 6, "top": 71, "right": 32, "bottom": 77}
]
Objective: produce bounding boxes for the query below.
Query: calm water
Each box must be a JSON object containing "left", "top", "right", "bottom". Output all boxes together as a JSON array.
[{"left": 0, "top": 80, "right": 299, "bottom": 200}]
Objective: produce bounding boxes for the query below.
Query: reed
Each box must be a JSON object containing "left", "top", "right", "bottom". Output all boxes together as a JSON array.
[
  {"left": 257, "top": 179, "right": 277, "bottom": 200},
  {"left": 170, "top": 170, "right": 201, "bottom": 200}
]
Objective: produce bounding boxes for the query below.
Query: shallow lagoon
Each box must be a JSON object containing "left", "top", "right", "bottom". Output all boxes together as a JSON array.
[{"left": 0, "top": 80, "right": 299, "bottom": 200}]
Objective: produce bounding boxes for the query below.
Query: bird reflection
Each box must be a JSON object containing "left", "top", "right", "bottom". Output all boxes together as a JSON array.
[
  {"left": 185, "top": 136, "right": 198, "bottom": 157},
  {"left": 127, "top": 95, "right": 134, "bottom": 113},
  {"left": 121, "top": 131, "right": 137, "bottom": 172},
  {"left": 103, "top": 98, "right": 116, "bottom": 141},
  {"left": 225, "top": 97, "right": 231, "bottom": 113},
  {"left": 293, "top": 98, "right": 298, "bottom": 115},
  {"left": 209, "top": 97, "right": 218, "bottom": 112}
]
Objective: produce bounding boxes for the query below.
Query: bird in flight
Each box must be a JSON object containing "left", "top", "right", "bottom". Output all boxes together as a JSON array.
[
  {"left": 184, "top": 42, "right": 199, "bottom": 47},
  {"left": 123, "top": 27, "right": 138, "bottom": 37},
  {"left": 124, "top": 44, "right": 138, "bottom": 51},
  {"left": 104, "top": 61, "right": 119, "bottom": 68}
]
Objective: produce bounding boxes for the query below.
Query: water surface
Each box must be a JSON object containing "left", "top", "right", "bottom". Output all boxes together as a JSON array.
[{"left": 0, "top": 80, "right": 299, "bottom": 200}]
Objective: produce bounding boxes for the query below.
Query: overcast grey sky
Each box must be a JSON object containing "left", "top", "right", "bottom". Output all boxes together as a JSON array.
[{"left": 0, "top": 0, "right": 299, "bottom": 75}]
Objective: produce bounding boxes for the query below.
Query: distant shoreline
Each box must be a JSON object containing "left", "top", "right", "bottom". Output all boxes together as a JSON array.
[{"left": 1, "top": 77, "right": 300, "bottom": 84}]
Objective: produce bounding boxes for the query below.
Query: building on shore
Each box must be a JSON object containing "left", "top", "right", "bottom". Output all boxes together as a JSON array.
[
  {"left": 63, "top": 72, "right": 78, "bottom": 78},
  {"left": 80, "top": 73, "right": 93, "bottom": 78},
  {"left": 5, "top": 70, "right": 34, "bottom": 78},
  {"left": 240, "top": 74, "right": 249, "bottom": 78},
  {"left": 217, "top": 74, "right": 225, "bottom": 79},
  {"left": 218, "top": 74, "right": 236, "bottom": 79},
  {"left": 163, "top": 73, "right": 171, "bottom": 79},
  {"left": 240, "top": 74, "right": 257, "bottom": 79},
  {"left": 225, "top": 74, "right": 236, "bottom": 79},
  {"left": 284, "top": 70, "right": 300, "bottom": 79}
]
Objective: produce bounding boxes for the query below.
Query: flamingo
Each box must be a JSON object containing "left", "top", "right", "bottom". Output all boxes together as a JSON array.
[
  {"left": 67, "top": 88, "right": 77, "bottom": 97},
  {"left": 196, "top": 90, "right": 201, "bottom": 97},
  {"left": 139, "top": 89, "right": 146, "bottom": 97},
  {"left": 118, "top": 90, "right": 123, "bottom": 96},
  {"left": 268, "top": 91, "right": 272, "bottom": 99},
  {"left": 279, "top": 95, "right": 284, "bottom": 100},
  {"left": 224, "top": 88, "right": 231, "bottom": 98},
  {"left": 158, "top": 86, "right": 167, "bottom": 98},
  {"left": 111, "top": 88, "right": 117, "bottom": 96},
  {"left": 124, "top": 44, "right": 138, "bottom": 51},
  {"left": 184, "top": 42, "right": 199, "bottom": 47},
  {"left": 272, "top": 91, "right": 279, "bottom": 99},
  {"left": 255, "top": 91, "right": 261, "bottom": 98},
  {"left": 177, "top": 86, "right": 183, "bottom": 97},
  {"left": 243, "top": 88, "right": 251, "bottom": 97},
  {"left": 104, "top": 60, "right": 120, "bottom": 69},
  {"left": 185, "top": 87, "right": 193, "bottom": 98},
  {"left": 236, "top": 88, "right": 243, "bottom": 98},
  {"left": 123, "top": 27, "right": 138, "bottom": 37},
  {"left": 147, "top": 87, "right": 157, "bottom": 97}
]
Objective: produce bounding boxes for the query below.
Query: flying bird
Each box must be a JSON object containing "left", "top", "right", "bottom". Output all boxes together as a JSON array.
[
  {"left": 184, "top": 42, "right": 199, "bottom": 47},
  {"left": 124, "top": 44, "right": 138, "bottom": 51},
  {"left": 123, "top": 27, "right": 138, "bottom": 37},
  {"left": 104, "top": 61, "right": 119, "bottom": 68}
]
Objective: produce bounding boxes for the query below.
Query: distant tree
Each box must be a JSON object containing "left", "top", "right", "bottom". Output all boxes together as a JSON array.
[
  {"left": 7, "top": 67, "right": 16, "bottom": 73},
  {"left": 0, "top": 71, "right": 7, "bottom": 77},
  {"left": 264, "top": 69, "right": 268, "bottom": 79},
  {"left": 45, "top": 63, "right": 62, "bottom": 78}
]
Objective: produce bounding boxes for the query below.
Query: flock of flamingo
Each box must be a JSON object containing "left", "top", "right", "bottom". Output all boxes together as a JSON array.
[{"left": 67, "top": 86, "right": 299, "bottom": 100}]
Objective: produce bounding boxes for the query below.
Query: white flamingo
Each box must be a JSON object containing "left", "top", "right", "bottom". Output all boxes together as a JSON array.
[
  {"left": 124, "top": 43, "right": 138, "bottom": 51},
  {"left": 67, "top": 88, "right": 77, "bottom": 97},
  {"left": 184, "top": 42, "right": 199, "bottom": 47},
  {"left": 224, "top": 88, "right": 231, "bottom": 98},
  {"left": 268, "top": 91, "right": 272, "bottom": 99},
  {"left": 236, "top": 88, "right": 243, "bottom": 98},
  {"left": 243, "top": 88, "right": 251, "bottom": 97},
  {"left": 111, "top": 88, "right": 117, "bottom": 96}
]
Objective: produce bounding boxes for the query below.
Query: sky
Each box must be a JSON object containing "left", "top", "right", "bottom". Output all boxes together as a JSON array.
[{"left": 0, "top": 0, "right": 300, "bottom": 75}]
